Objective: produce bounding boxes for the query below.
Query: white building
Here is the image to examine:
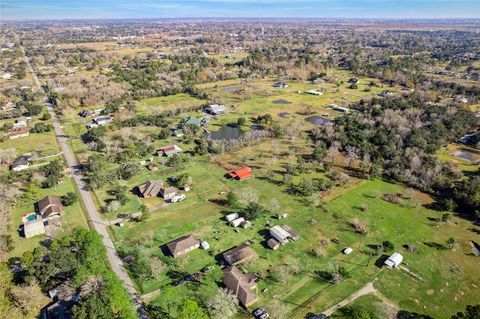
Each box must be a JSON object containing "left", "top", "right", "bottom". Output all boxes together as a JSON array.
[
  {"left": 207, "top": 104, "right": 227, "bottom": 115},
  {"left": 384, "top": 252, "right": 403, "bottom": 268},
  {"left": 93, "top": 115, "right": 113, "bottom": 126},
  {"left": 23, "top": 219, "right": 46, "bottom": 238},
  {"left": 270, "top": 225, "right": 290, "bottom": 244},
  {"left": 343, "top": 247, "right": 353, "bottom": 255},
  {"left": 225, "top": 213, "right": 239, "bottom": 222},
  {"left": 230, "top": 217, "right": 245, "bottom": 227}
]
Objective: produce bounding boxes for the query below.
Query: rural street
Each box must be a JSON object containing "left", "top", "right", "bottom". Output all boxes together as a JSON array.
[{"left": 20, "top": 44, "right": 148, "bottom": 318}]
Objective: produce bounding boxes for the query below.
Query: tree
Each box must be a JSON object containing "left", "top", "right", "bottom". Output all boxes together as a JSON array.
[
  {"left": 31, "top": 122, "right": 53, "bottom": 133},
  {"left": 41, "top": 112, "right": 51, "bottom": 120},
  {"left": 206, "top": 288, "right": 238, "bottom": 319},
  {"left": 237, "top": 117, "right": 246, "bottom": 126},
  {"left": 441, "top": 213, "right": 452, "bottom": 223},
  {"left": 158, "top": 129, "right": 170, "bottom": 140},
  {"left": 179, "top": 299, "right": 208, "bottom": 319},
  {"left": 40, "top": 160, "right": 63, "bottom": 188},
  {"left": 139, "top": 205, "right": 151, "bottom": 221},
  {"left": 341, "top": 305, "right": 379, "bottom": 319},
  {"left": 381, "top": 240, "right": 394, "bottom": 253},
  {"left": 225, "top": 191, "right": 238, "bottom": 207},
  {"left": 25, "top": 104, "right": 43, "bottom": 116},
  {"left": 166, "top": 154, "right": 188, "bottom": 170},
  {"left": 242, "top": 202, "right": 265, "bottom": 220},
  {"left": 446, "top": 237, "right": 458, "bottom": 251},
  {"left": 451, "top": 304, "right": 480, "bottom": 319},
  {"left": 61, "top": 192, "right": 78, "bottom": 206}
]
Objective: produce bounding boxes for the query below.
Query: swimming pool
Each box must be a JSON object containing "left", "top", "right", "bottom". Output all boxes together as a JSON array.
[{"left": 26, "top": 214, "right": 37, "bottom": 222}]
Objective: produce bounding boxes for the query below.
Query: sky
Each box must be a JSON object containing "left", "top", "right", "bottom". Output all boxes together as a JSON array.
[{"left": 1, "top": 0, "right": 479, "bottom": 20}]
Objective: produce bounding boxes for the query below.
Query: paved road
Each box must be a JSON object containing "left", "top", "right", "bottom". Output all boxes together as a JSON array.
[{"left": 20, "top": 44, "right": 148, "bottom": 318}]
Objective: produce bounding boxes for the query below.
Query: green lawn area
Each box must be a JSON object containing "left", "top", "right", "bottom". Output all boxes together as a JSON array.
[
  {"left": 0, "top": 131, "right": 59, "bottom": 158},
  {"left": 6, "top": 176, "right": 88, "bottom": 260},
  {"left": 136, "top": 94, "right": 205, "bottom": 115},
  {"left": 437, "top": 144, "right": 480, "bottom": 172}
]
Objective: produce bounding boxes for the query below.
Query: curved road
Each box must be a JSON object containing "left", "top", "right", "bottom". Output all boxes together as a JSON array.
[{"left": 20, "top": 43, "right": 148, "bottom": 318}]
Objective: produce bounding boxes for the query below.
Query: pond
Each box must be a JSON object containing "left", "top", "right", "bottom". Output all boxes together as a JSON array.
[
  {"left": 453, "top": 150, "right": 480, "bottom": 163},
  {"left": 305, "top": 116, "right": 332, "bottom": 126},
  {"left": 209, "top": 125, "right": 242, "bottom": 140},
  {"left": 272, "top": 99, "right": 292, "bottom": 105}
]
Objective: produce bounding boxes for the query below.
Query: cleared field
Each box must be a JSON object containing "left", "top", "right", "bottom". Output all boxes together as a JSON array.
[{"left": 136, "top": 94, "right": 205, "bottom": 114}]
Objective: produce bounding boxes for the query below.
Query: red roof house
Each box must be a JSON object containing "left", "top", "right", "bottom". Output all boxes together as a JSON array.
[{"left": 227, "top": 167, "right": 252, "bottom": 180}]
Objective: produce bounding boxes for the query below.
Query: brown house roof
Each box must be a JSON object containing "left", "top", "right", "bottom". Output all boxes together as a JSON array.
[
  {"left": 166, "top": 234, "right": 200, "bottom": 257},
  {"left": 9, "top": 127, "right": 29, "bottom": 136},
  {"left": 223, "top": 266, "right": 258, "bottom": 307},
  {"left": 36, "top": 195, "right": 62, "bottom": 218},
  {"left": 223, "top": 244, "right": 255, "bottom": 266},
  {"left": 137, "top": 180, "right": 163, "bottom": 197}
]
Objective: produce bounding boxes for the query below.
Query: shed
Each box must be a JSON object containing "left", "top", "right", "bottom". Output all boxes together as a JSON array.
[
  {"left": 160, "top": 187, "right": 176, "bottom": 200},
  {"left": 225, "top": 212, "right": 239, "bottom": 222},
  {"left": 267, "top": 238, "right": 280, "bottom": 250},
  {"left": 230, "top": 217, "right": 245, "bottom": 227},
  {"left": 282, "top": 225, "right": 299, "bottom": 240},
  {"left": 200, "top": 241, "right": 210, "bottom": 250},
  {"left": 343, "top": 247, "right": 353, "bottom": 255},
  {"left": 11, "top": 156, "right": 29, "bottom": 171},
  {"left": 241, "top": 220, "right": 252, "bottom": 228},
  {"left": 270, "top": 225, "right": 290, "bottom": 244},
  {"left": 384, "top": 252, "right": 403, "bottom": 268},
  {"left": 207, "top": 104, "right": 227, "bottom": 115},
  {"left": 227, "top": 167, "right": 252, "bottom": 180}
]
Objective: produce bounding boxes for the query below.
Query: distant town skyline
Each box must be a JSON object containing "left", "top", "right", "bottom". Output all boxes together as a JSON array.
[{"left": 2, "top": 0, "right": 479, "bottom": 20}]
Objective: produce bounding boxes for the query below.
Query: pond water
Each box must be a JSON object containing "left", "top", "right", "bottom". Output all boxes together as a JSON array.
[
  {"left": 305, "top": 116, "right": 332, "bottom": 126},
  {"left": 272, "top": 99, "right": 292, "bottom": 105},
  {"left": 209, "top": 125, "right": 242, "bottom": 140},
  {"left": 278, "top": 112, "right": 290, "bottom": 118},
  {"left": 250, "top": 125, "right": 262, "bottom": 131},
  {"left": 453, "top": 150, "right": 480, "bottom": 163}
]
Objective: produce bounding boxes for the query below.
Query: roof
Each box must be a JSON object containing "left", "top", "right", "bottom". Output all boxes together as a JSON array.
[
  {"left": 37, "top": 196, "right": 62, "bottom": 218},
  {"left": 227, "top": 167, "right": 252, "bottom": 180},
  {"left": 267, "top": 238, "right": 280, "bottom": 249},
  {"left": 385, "top": 252, "right": 403, "bottom": 266},
  {"left": 137, "top": 180, "right": 163, "bottom": 197},
  {"left": 12, "top": 156, "right": 29, "bottom": 168},
  {"left": 157, "top": 145, "right": 182, "bottom": 156},
  {"left": 160, "top": 187, "right": 176, "bottom": 195},
  {"left": 222, "top": 266, "right": 258, "bottom": 307},
  {"left": 24, "top": 219, "right": 45, "bottom": 237},
  {"left": 270, "top": 225, "right": 290, "bottom": 242},
  {"left": 166, "top": 234, "right": 200, "bottom": 256},
  {"left": 182, "top": 116, "right": 202, "bottom": 127},
  {"left": 9, "top": 127, "right": 29, "bottom": 136},
  {"left": 223, "top": 244, "right": 255, "bottom": 265},
  {"left": 208, "top": 104, "right": 226, "bottom": 113},
  {"left": 282, "top": 225, "right": 299, "bottom": 240}
]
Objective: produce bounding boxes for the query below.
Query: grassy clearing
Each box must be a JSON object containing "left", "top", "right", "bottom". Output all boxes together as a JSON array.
[{"left": 136, "top": 94, "right": 205, "bottom": 114}]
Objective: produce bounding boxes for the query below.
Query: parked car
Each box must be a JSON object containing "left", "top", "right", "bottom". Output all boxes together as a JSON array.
[
  {"left": 253, "top": 307, "right": 269, "bottom": 318},
  {"left": 170, "top": 194, "right": 186, "bottom": 203}
]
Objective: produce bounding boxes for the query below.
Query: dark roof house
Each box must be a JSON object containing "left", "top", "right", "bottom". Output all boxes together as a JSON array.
[
  {"left": 36, "top": 196, "right": 63, "bottom": 219},
  {"left": 137, "top": 180, "right": 163, "bottom": 197},
  {"left": 223, "top": 266, "right": 258, "bottom": 307},
  {"left": 166, "top": 234, "right": 200, "bottom": 257},
  {"left": 223, "top": 244, "right": 255, "bottom": 266}
]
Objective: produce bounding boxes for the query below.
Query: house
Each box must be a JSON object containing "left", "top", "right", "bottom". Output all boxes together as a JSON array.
[
  {"left": 182, "top": 116, "right": 203, "bottom": 127},
  {"left": 23, "top": 219, "right": 46, "bottom": 238},
  {"left": 160, "top": 187, "right": 176, "bottom": 200},
  {"left": 332, "top": 105, "right": 350, "bottom": 113},
  {"left": 92, "top": 115, "right": 113, "bottom": 126},
  {"left": 147, "top": 163, "right": 159, "bottom": 171},
  {"left": 305, "top": 89, "right": 323, "bottom": 96},
  {"left": 273, "top": 81, "right": 288, "bottom": 88},
  {"left": 223, "top": 244, "right": 255, "bottom": 266},
  {"left": 206, "top": 104, "right": 227, "bottom": 115},
  {"left": 384, "top": 252, "right": 403, "bottom": 268},
  {"left": 157, "top": 145, "right": 182, "bottom": 157},
  {"left": 166, "top": 234, "right": 200, "bottom": 257},
  {"left": 270, "top": 225, "right": 291, "bottom": 244},
  {"left": 267, "top": 238, "right": 280, "bottom": 250},
  {"left": 282, "top": 225, "right": 299, "bottom": 240},
  {"left": 227, "top": 167, "right": 252, "bottom": 180},
  {"left": 11, "top": 156, "right": 30, "bottom": 171},
  {"left": 137, "top": 180, "right": 163, "bottom": 197},
  {"left": 230, "top": 217, "right": 245, "bottom": 227},
  {"left": 223, "top": 266, "right": 258, "bottom": 307},
  {"left": 241, "top": 220, "right": 252, "bottom": 228},
  {"left": 9, "top": 127, "right": 29, "bottom": 139},
  {"left": 225, "top": 212, "right": 239, "bottom": 222},
  {"left": 36, "top": 196, "right": 63, "bottom": 220},
  {"left": 43, "top": 281, "right": 78, "bottom": 319}
]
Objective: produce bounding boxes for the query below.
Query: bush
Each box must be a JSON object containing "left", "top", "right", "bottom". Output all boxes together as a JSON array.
[{"left": 61, "top": 192, "right": 78, "bottom": 206}]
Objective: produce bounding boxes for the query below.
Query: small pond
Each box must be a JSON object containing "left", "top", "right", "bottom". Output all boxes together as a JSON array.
[
  {"left": 272, "top": 99, "right": 292, "bottom": 105},
  {"left": 209, "top": 125, "right": 242, "bottom": 140},
  {"left": 305, "top": 116, "right": 332, "bottom": 126}
]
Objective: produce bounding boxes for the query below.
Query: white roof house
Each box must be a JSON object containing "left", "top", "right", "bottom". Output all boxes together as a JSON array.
[
  {"left": 230, "top": 217, "right": 245, "bottom": 227},
  {"left": 207, "top": 104, "right": 227, "bottom": 115},
  {"left": 270, "top": 225, "right": 290, "bottom": 244},
  {"left": 225, "top": 213, "right": 239, "bottom": 222},
  {"left": 384, "top": 252, "right": 403, "bottom": 268},
  {"left": 93, "top": 115, "right": 113, "bottom": 126},
  {"left": 23, "top": 219, "right": 45, "bottom": 238}
]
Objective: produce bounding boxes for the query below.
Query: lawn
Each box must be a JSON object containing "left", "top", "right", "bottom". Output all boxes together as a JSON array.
[{"left": 136, "top": 94, "right": 206, "bottom": 115}]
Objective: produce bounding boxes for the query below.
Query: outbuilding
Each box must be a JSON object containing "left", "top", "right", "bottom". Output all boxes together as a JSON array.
[
  {"left": 343, "top": 247, "right": 353, "bottom": 255},
  {"left": 23, "top": 219, "right": 45, "bottom": 238},
  {"left": 270, "top": 225, "right": 290, "bottom": 244},
  {"left": 225, "top": 213, "right": 239, "bottom": 222},
  {"left": 384, "top": 252, "right": 403, "bottom": 268},
  {"left": 230, "top": 217, "right": 245, "bottom": 227}
]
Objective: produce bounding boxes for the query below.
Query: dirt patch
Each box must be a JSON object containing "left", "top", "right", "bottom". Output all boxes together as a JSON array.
[
  {"left": 272, "top": 99, "right": 292, "bottom": 105},
  {"left": 427, "top": 289, "right": 434, "bottom": 295}
]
